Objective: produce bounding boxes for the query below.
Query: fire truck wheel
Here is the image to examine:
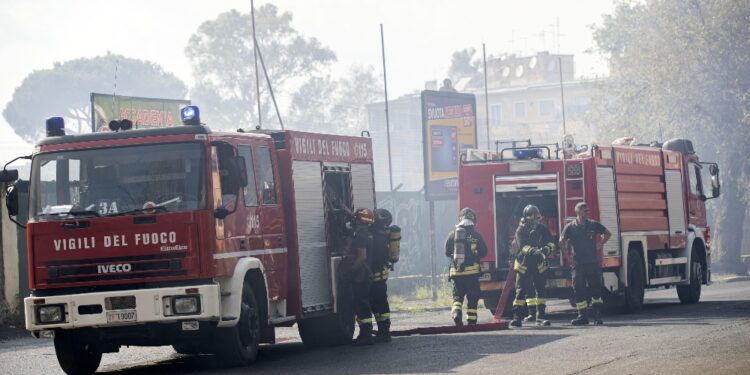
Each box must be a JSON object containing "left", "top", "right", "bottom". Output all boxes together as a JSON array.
[
  {"left": 54, "top": 329, "right": 102, "bottom": 375},
  {"left": 215, "top": 281, "right": 261, "bottom": 366},
  {"left": 677, "top": 250, "right": 702, "bottom": 304},
  {"left": 624, "top": 251, "right": 645, "bottom": 313}
]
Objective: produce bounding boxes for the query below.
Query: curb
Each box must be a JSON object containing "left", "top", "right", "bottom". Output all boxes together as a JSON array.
[{"left": 714, "top": 276, "right": 750, "bottom": 283}]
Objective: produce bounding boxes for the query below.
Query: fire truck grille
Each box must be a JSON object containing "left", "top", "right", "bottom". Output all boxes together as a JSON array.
[{"left": 45, "top": 253, "right": 187, "bottom": 284}]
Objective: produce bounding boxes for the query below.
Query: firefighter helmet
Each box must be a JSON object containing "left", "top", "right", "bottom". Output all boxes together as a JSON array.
[
  {"left": 523, "top": 204, "right": 541, "bottom": 222},
  {"left": 354, "top": 208, "right": 375, "bottom": 226},
  {"left": 458, "top": 207, "right": 477, "bottom": 226},
  {"left": 374, "top": 208, "right": 393, "bottom": 227}
]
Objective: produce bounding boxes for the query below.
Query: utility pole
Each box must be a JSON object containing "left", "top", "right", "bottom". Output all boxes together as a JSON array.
[
  {"left": 380, "top": 24, "right": 395, "bottom": 212},
  {"left": 251, "top": 0, "right": 262, "bottom": 129}
]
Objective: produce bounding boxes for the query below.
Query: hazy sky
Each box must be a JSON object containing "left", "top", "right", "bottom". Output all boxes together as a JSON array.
[{"left": 0, "top": 0, "right": 614, "bottom": 165}]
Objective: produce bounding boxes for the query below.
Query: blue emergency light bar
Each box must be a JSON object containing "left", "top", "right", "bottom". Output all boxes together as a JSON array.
[
  {"left": 46, "top": 117, "right": 65, "bottom": 137},
  {"left": 513, "top": 148, "right": 543, "bottom": 159},
  {"left": 181, "top": 105, "right": 201, "bottom": 125}
]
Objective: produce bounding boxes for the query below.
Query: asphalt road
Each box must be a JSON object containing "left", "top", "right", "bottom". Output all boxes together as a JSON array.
[{"left": 2, "top": 280, "right": 749, "bottom": 375}]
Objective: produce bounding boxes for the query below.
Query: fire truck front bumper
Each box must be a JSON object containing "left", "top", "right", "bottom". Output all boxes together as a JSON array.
[{"left": 24, "top": 284, "right": 221, "bottom": 332}]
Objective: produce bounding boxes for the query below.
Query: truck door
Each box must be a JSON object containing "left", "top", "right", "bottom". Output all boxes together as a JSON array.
[
  {"left": 255, "top": 145, "right": 287, "bottom": 300},
  {"left": 212, "top": 142, "right": 248, "bottom": 275}
]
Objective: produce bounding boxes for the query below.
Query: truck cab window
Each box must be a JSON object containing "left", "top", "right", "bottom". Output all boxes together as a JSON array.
[
  {"left": 215, "top": 143, "right": 239, "bottom": 207},
  {"left": 239, "top": 145, "right": 259, "bottom": 206},
  {"left": 256, "top": 146, "right": 277, "bottom": 204}
]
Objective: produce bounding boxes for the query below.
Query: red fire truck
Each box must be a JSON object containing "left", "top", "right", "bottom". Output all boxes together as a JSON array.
[
  {"left": 0, "top": 109, "right": 376, "bottom": 374},
  {"left": 457, "top": 138, "right": 720, "bottom": 315}
]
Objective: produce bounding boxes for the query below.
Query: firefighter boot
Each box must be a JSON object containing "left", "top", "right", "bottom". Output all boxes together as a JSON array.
[
  {"left": 375, "top": 320, "right": 392, "bottom": 343},
  {"left": 510, "top": 306, "right": 524, "bottom": 328},
  {"left": 523, "top": 305, "right": 537, "bottom": 323},
  {"left": 353, "top": 324, "right": 374, "bottom": 346},
  {"left": 536, "top": 304, "right": 551, "bottom": 326},
  {"left": 571, "top": 309, "right": 589, "bottom": 326},
  {"left": 452, "top": 303, "right": 463, "bottom": 326},
  {"left": 592, "top": 306, "right": 603, "bottom": 325}
]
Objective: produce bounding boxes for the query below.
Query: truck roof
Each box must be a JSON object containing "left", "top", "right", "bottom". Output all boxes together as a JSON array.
[{"left": 36, "top": 125, "right": 212, "bottom": 146}]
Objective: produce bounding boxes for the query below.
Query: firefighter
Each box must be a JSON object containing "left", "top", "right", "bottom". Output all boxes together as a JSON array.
[
  {"left": 368, "top": 208, "right": 398, "bottom": 343},
  {"left": 348, "top": 208, "right": 376, "bottom": 345},
  {"left": 510, "top": 204, "right": 556, "bottom": 327},
  {"left": 445, "top": 208, "right": 488, "bottom": 326},
  {"left": 561, "top": 202, "right": 611, "bottom": 326}
]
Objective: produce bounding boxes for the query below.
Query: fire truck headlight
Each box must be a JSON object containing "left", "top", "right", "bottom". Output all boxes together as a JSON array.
[
  {"left": 37, "top": 305, "right": 65, "bottom": 324},
  {"left": 172, "top": 296, "right": 200, "bottom": 315}
]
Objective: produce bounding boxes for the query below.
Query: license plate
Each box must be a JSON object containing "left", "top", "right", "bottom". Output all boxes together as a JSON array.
[{"left": 107, "top": 309, "right": 137, "bottom": 323}]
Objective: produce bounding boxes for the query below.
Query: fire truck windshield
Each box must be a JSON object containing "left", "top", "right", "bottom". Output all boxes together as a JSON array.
[{"left": 29, "top": 142, "right": 206, "bottom": 220}]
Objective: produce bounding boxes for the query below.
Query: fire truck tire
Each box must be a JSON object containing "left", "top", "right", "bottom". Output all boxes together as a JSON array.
[
  {"left": 624, "top": 251, "right": 645, "bottom": 313},
  {"left": 215, "top": 281, "right": 261, "bottom": 366},
  {"left": 677, "top": 250, "right": 702, "bottom": 304},
  {"left": 54, "top": 329, "right": 102, "bottom": 375}
]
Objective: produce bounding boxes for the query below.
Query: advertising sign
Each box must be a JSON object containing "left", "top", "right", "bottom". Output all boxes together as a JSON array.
[
  {"left": 421, "top": 90, "right": 477, "bottom": 200},
  {"left": 90, "top": 93, "right": 190, "bottom": 132}
]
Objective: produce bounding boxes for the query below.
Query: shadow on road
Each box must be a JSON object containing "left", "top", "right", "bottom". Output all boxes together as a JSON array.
[{"left": 101, "top": 333, "right": 569, "bottom": 374}]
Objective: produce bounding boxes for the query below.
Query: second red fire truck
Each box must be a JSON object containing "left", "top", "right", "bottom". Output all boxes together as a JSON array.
[{"left": 458, "top": 137, "right": 720, "bottom": 314}]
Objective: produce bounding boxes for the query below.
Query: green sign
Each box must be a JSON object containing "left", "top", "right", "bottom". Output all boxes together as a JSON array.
[{"left": 91, "top": 93, "right": 190, "bottom": 132}]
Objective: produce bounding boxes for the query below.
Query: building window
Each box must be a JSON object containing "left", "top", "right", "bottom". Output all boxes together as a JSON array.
[
  {"left": 490, "top": 104, "right": 503, "bottom": 126},
  {"left": 539, "top": 100, "right": 555, "bottom": 116},
  {"left": 514, "top": 102, "right": 526, "bottom": 119}
]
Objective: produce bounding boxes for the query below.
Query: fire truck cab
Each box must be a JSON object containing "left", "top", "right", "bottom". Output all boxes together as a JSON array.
[
  {"left": 458, "top": 138, "right": 720, "bottom": 315},
  {"left": 0, "top": 110, "right": 376, "bottom": 374}
]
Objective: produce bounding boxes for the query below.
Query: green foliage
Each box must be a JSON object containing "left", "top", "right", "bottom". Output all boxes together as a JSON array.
[
  {"left": 3, "top": 54, "right": 186, "bottom": 142},
  {"left": 287, "top": 65, "right": 380, "bottom": 135},
  {"left": 185, "top": 5, "right": 336, "bottom": 130},
  {"left": 589, "top": 0, "right": 750, "bottom": 272},
  {"left": 447, "top": 48, "right": 483, "bottom": 89}
]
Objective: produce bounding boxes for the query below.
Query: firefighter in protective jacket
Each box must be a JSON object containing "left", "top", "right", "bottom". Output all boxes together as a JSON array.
[
  {"left": 445, "top": 208, "right": 488, "bottom": 326},
  {"left": 347, "top": 208, "right": 375, "bottom": 346},
  {"left": 368, "top": 208, "right": 400, "bottom": 343},
  {"left": 511, "top": 204, "right": 556, "bottom": 327}
]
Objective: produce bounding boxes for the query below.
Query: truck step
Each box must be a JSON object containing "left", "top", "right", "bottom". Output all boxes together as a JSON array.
[
  {"left": 649, "top": 276, "right": 683, "bottom": 285},
  {"left": 654, "top": 257, "right": 687, "bottom": 266}
]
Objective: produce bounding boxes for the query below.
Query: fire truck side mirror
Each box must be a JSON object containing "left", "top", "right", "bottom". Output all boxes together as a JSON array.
[
  {"left": 6, "top": 184, "right": 19, "bottom": 217},
  {"left": 706, "top": 163, "right": 720, "bottom": 199},
  {"left": 710, "top": 175, "right": 720, "bottom": 199},
  {"left": 0, "top": 169, "right": 18, "bottom": 183}
]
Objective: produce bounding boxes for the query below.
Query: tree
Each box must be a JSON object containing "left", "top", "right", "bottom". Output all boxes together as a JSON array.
[
  {"left": 447, "top": 48, "right": 483, "bottom": 89},
  {"left": 185, "top": 5, "right": 336, "bottom": 130},
  {"left": 331, "top": 65, "right": 381, "bottom": 134},
  {"left": 287, "top": 65, "right": 380, "bottom": 135},
  {"left": 287, "top": 75, "right": 338, "bottom": 133},
  {"left": 589, "top": 0, "right": 750, "bottom": 273},
  {"left": 3, "top": 54, "right": 187, "bottom": 142}
]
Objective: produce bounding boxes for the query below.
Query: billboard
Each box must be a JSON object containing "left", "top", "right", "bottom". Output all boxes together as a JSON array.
[
  {"left": 90, "top": 93, "right": 190, "bottom": 132},
  {"left": 421, "top": 90, "right": 477, "bottom": 200}
]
